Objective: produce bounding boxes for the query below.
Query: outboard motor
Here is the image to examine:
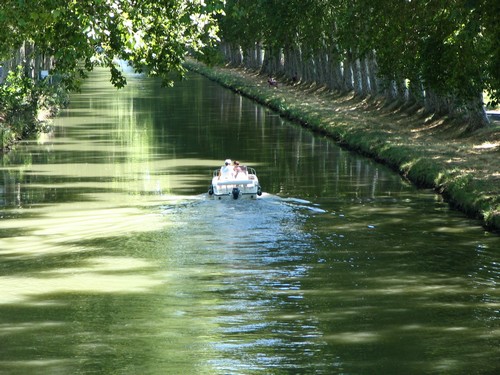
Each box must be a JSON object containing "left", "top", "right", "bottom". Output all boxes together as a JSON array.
[
  {"left": 257, "top": 184, "right": 262, "bottom": 196},
  {"left": 232, "top": 187, "right": 240, "bottom": 199}
]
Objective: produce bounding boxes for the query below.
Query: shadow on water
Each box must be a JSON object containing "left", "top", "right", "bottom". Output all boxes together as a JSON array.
[{"left": 1, "top": 68, "right": 498, "bottom": 374}]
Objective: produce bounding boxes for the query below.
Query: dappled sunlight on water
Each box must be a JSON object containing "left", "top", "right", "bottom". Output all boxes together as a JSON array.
[
  {"left": 1, "top": 257, "right": 162, "bottom": 305},
  {"left": 1, "top": 69, "right": 498, "bottom": 374},
  {"left": 0, "top": 199, "right": 168, "bottom": 255}
]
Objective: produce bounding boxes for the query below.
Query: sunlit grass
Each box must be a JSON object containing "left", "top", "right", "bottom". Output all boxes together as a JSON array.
[{"left": 473, "top": 141, "right": 499, "bottom": 150}]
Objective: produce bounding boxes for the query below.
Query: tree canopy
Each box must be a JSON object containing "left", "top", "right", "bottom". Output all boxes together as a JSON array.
[
  {"left": 0, "top": 0, "right": 224, "bottom": 88},
  {"left": 217, "top": 0, "right": 500, "bottom": 128}
]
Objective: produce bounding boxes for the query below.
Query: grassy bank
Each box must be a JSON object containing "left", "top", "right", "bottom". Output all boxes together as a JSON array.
[{"left": 186, "top": 59, "right": 500, "bottom": 232}]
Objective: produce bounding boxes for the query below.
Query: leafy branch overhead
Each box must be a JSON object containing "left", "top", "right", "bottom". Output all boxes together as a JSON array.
[{"left": 0, "top": 0, "right": 224, "bottom": 88}]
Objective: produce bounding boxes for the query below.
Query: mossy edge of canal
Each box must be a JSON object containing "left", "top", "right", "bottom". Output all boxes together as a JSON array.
[{"left": 185, "top": 59, "right": 500, "bottom": 233}]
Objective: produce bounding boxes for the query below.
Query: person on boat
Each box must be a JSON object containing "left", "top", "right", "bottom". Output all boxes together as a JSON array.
[
  {"left": 233, "top": 161, "right": 247, "bottom": 179},
  {"left": 218, "top": 159, "right": 233, "bottom": 180}
]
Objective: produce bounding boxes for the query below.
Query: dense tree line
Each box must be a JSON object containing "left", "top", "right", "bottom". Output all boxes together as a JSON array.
[{"left": 216, "top": 0, "right": 500, "bottom": 130}]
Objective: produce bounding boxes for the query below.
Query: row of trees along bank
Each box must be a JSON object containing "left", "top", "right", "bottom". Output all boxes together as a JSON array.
[
  {"left": 215, "top": 0, "right": 500, "bottom": 131},
  {"left": 1, "top": 0, "right": 497, "bottom": 148}
]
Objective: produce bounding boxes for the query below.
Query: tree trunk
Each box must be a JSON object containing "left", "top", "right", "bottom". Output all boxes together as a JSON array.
[
  {"left": 367, "top": 50, "right": 379, "bottom": 96},
  {"left": 425, "top": 89, "right": 448, "bottom": 114},
  {"left": 327, "top": 48, "right": 343, "bottom": 92},
  {"left": 352, "top": 58, "right": 363, "bottom": 96},
  {"left": 360, "top": 57, "right": 370, "bottom": 97},
  {"left": 342, "top": 53, "right": 354, "bottom": 92},
  {"left": 303, "top": 57, "right": 313, "bottom": 83},
  {"left": 221, "top": 42, "right": 243, "bottom": 66},
  {"left": 464, "top": 92, "right": 490, "bottom": 131},
  {"left": 385, "top": 79, "right": 398, "bottom": 101},
  {"left": 282, "top": 47, "right": 292, "bottom": 78},
  {"left": 407, "top": 79, "right": 423, "bottom": 105},
  {"left": 256, "top": 43, "right": 263, "bottom": 68},
  {"left": 322, "top": 49, "right": 332, "bottom": 86},
  {"left": 395, "top": 78, "right": 408, "bottom": 102},
  {"left": 261, "top": 46, "right": 280, "bottom": 75},
  {"left": 243, "top": 44, "right": 261, "bottom": 70}
]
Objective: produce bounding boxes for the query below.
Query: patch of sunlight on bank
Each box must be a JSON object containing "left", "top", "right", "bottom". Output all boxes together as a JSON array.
[
  {"left": 372, "top": 284, "right": 462, "bottom": 296},
  {"left": 0, "top": 256, "right": 162, "bottom": 305},
  {"left": 480, "top": 329, "right": 500, "bottom": 338},
  {"left": 424, "top": 300, "right": 500, "bottom": 309},
  {"left": 473, "top": 142, "right": 498, "bottom": 150}
]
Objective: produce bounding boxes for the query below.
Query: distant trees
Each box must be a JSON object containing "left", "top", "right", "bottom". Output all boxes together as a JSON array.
[{"left": 216, "top": 0, "right": 500, "bottom": 130}]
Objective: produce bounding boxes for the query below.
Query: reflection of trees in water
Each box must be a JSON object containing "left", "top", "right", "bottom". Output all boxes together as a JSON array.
[{"left": 261, "top": 125, "right": 403, "bottom": 199}]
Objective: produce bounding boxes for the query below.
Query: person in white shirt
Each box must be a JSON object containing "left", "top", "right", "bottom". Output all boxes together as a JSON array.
[{"left": 218, "top": 159, "right": 233, "bottom": 180}]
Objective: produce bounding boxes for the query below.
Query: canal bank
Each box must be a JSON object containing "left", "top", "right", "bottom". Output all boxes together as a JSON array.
[
  {"left": 186, "top": 59, "right": 500, "bottom": 232},
  {"left": 1, "top": 76, "right": 68, "bottom": 154}
]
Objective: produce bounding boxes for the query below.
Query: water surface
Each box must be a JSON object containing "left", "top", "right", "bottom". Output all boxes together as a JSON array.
[{"left": 0, "top": 69, "right": 498, "bottom": 374}]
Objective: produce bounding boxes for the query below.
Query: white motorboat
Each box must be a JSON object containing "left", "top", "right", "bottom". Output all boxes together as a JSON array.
[{"left": 208, "top": 166, "right": 262, "bottom": 199}]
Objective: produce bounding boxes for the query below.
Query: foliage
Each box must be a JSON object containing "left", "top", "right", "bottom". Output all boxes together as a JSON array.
[
  {"left": 0, "top": 66, "right": 39, "bottom": 134},
  {"left": 218, "top": 0, "right": 500, "bottom": 115},
  {"left": 0, "top": 65, "right": 69, "bottom": 144},
  {"left": 0, "top": 0, "right": 224, "bottom": 88}
]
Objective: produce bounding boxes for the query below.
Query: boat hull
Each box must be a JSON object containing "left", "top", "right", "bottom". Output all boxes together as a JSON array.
[{"left": 208, "top": 167, "right": 262, "bottom": 200}]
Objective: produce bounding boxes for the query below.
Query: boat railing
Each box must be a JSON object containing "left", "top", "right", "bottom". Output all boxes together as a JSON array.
[
  {"left": 246, "top": 167, "right": 257, "bottom": 176},
  {"left": 212, "top": 166, "right": 257, "bottom": 178}
]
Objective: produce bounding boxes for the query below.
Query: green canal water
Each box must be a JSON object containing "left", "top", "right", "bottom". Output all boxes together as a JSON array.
[{"left": 0, "top": 69, "right": 498, "bottom": 374}]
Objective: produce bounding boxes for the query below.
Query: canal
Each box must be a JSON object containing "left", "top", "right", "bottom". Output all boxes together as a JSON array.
[{"left": 1, "top": 68, "right": 498, "bottom": 374}]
